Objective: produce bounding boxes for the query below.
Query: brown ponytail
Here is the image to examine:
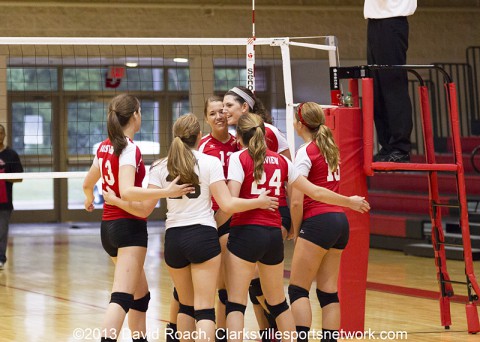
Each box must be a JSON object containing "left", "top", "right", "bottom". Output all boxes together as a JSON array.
[
  {"left": 107, "top": 94, "right": 140, "bottom": 156},
  {"left": 295, "top": 102, "right": 339, "bottom": 172},
  {"left": 236, "top": 113, "right": 266, "bottom": 182},
  {"left": 167, "top": 113, "right": 201, "bottom": 185}
]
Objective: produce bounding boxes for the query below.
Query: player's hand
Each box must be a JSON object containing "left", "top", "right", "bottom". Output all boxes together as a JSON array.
[
  {"left": 257, "top": 189, "right": 279, "bottom": 212},
  {"left": 84, "top": 198, "right": 94, "bottom": 212},
  {"left": 166, "top": 176, "right": 195, "bottom": 198},
  {"left": 102, "top": 187, "right": 117, "bottom": 206},
  {"left": 349, "top": 196, "right": 370, "bottom": 213}
]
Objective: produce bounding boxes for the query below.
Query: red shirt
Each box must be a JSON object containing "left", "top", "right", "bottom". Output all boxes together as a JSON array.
[
  {"left": 228, "top": 149, "right": 298, "bottom": 228},
  {"left": 198, "top": 133, "right": 237, "bottom": 211},
  {"left": 264, "top": 123, "right": 289, "bottom": 155},
  {"left": 295, "top": 141, "right": 344, "bottom": 220},
  {"left": 94, "top": 138, "right": 146, "bottom": 221}
]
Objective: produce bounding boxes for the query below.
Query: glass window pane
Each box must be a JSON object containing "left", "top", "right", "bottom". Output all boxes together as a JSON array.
[
  {"left": 214, "top": 67, "right": 266, "bottom": 92},
  {"left": 13, "top": 167, "right": 54, "bottom": 210},
  {"left": 121, "top": 68, "right": 164, "bottom": 91},
  {"left": 63, "top": 68, "right": 106, "bottom": 91},
  {"left": 67, "top": 101, "right": 107, "bottom": 155},
  {"left": 67, "top": 167, "right": 90, "bottom": 210},
  {"left": 63, "top": 68, "right": 164, "bottom": 91},
  {"left": 172, "top": 99, "right": 190, "bottom": 120},
  {"left": 11, "top": 101, "right": 53, "bottom": 156},
  {"left": 136, "top": 100, "right": 160, "bottom": 145},
  {"left": 7, "top": 67, "right": 58, "bottom": 91},
  {"left": 168, "top": 68, "right": 189, "bottom": 91}
]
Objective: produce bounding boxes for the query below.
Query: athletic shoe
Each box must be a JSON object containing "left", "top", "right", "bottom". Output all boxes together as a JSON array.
[
  {"left": 373, "top": 147, "right": 389, "bottom": 162},
  {"left": 0, "top": 262, "right": 4, "bottom": 270},
  {"left": 376, "top": 149, "right": 410, "bottom": 163}
]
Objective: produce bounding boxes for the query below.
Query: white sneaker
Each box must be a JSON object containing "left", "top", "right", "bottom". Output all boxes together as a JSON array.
[{"left": 0, "top": 262, "right": 4, "bottom": 270}]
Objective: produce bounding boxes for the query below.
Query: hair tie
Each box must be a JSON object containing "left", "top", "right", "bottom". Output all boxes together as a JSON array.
[
  {"left": 297, "top": 103, "right": 316, "bottom": 130},
  {"left": 230, "top": 87, "right": 255, "bottom": 109}
]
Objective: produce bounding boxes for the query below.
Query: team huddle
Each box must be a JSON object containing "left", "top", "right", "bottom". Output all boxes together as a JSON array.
[{"left": 83, "top": 89, "right": 370, "bottom": 342}]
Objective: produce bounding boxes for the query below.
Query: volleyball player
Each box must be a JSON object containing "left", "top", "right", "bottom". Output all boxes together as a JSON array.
[
  {"left": 117, "top": 113, "right": 278, "bottom": 342},
  {"left": 198, "top": 96, "right": 238, "bottom": 341},
  {"left": 223, "top": 86, "right": 291, "bottom": 336},
  {"left": 216, "top": 113, "right": 369, "bottom": 342},
  {"left": 288, "top": 102, "right": 371, "bottom": 342},
  {"left": 83, "top": 94, "right": 193, "bottom": 342}
]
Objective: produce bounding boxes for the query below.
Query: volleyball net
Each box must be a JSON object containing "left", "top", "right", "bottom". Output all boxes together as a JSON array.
[{"left": 0, "top": 36, "right": 338, "bottom": 210}]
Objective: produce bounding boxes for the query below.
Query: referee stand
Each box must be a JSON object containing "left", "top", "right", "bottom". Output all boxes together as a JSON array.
[{"left": 331, "top": 64, "right": 480, "bottom": 334}]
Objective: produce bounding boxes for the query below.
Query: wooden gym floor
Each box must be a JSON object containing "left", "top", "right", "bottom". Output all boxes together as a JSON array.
[{"left": 0, "top": 221, "right": 479, "bottom": 341}]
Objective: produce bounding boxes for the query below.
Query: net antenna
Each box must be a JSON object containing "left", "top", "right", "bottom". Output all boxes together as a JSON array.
[{"left": 246, "top": 0, "right": 255, "bottom": 92}]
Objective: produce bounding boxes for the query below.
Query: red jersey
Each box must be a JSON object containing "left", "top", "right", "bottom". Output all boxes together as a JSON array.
[
  {"left": 264, "top": 123, "right": 289, "bottom": 154},
  {"left": 198, "top": 133, "right": 237, "bottom": 211},
  {"left": 228, "top": 149, "right": 299, "bottom": 228},
  {"left": 294, "top": 141, "right": 344, "bottom": 220},
  {"left": 93, "top": 138, "right": 146, "bottom": 221},
  {"left": 264, "top": 123, "right": 290, "bottom": 206}
]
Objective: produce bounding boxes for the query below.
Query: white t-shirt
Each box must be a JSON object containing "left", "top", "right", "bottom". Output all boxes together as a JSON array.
[
  {"left": 364, "top": 0, "right": 417, "bottom": 19},
  {"left": 148, "top": 150, "right": 225, "bottom": 229}
]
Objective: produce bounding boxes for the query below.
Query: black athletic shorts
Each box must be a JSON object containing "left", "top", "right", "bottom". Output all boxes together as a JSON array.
[
  {"left": 298, "top": 212, "right": 349, "bottom": 250},
  {"left": 164, "top": 224, "right": 221, "bottom": 269},
  {"left": 227, "top": 225, "right": 284, "bottom": 265},
  {"left": 101, "top": 218, "right": 148, "bottom": 257},
  {"left": 217, "top": 217, "right": 231, "bottom": 237},
  {"left": 279, "top": 205, "right": 291, "bottom": 232}
]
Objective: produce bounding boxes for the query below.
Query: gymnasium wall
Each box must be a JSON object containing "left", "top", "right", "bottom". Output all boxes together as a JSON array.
[{"left": 0, "top": 1, "right": 477, "bottom": 64}]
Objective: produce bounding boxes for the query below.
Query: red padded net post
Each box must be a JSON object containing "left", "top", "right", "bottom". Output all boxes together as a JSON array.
[{"left": 324, "top": 106, "right": 370, "bottom": 333}]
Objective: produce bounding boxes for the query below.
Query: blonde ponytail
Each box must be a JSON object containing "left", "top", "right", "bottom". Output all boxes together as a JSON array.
[
  {"left": 237, "top": 113, "right": 266, "bottom": 182},
  {"left": 167, "top": 113, "right": 201, "bottom": 185},
  {"left": 295, "top": 102, "right": 340, "bottom": 172},
  {"left": 314, "top": 125, "right": 339, "bottom": 172}
]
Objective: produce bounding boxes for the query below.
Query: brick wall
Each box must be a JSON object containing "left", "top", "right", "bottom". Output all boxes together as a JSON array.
[{"left": 0, "top": 1, "right": 477, "bottom": 64}]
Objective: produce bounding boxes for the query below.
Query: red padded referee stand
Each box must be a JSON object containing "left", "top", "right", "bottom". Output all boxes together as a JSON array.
[{"left": 324, "top": 106, "right": 370, "bottom": 333}]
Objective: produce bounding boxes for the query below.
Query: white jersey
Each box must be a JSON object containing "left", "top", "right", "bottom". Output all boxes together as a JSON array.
[
  {"left": 364, "top": 0, "right": 416, "bottom": 19},
  {"left": 148, "top": 150, "right": 225, "bottom": 230}
]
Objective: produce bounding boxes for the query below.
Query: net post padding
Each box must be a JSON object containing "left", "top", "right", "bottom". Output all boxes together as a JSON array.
[{"left": 324, "top": 106, "right": 370, "bottom": 333}]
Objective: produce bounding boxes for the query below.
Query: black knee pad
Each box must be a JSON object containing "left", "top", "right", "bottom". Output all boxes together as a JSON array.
[
  {"left": 265, "top": 299, "right": 289, "bottom": 319},
  {"left": 110, "top": 292, "right": 133, "bottom": 313},
  {"left": 195, "top": 308, "right": 216, "bottom": 322},
  {"left": 288, "top": 284, "right": 310, "bottom": 304},
  {"left": 218, "top": 289, "right": 228, "bottom": 305},
  {"left": 249, "top": 278, "right": 263, "bottom": 305},
  {"left": 173, "top": 287, "right": 179, "bottom": 302},
  {"left": 225, "top": 301, "right": 247, "bottom": 317},
  {"left": 131, "top": 291, "right": 151, "bottom": 312},
  {"left": 178, "top": 303, "right": 195, "bottom": 318},
  {"left": 316, "top": 289, "right": 339, "bottom": 308}
]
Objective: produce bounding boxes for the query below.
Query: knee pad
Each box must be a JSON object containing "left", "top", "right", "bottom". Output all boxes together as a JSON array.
[
  {"left": 288, "top": 284, "right": 309, "bottom": 304},
  {"left": 178, "top": 303, "right": 195, "bottom": 318},
  {"left": 249, "top": 278, "right": 263, "bottom": 305},
  {"left": 265, "top": 299, "right": 289, "bottom": 319},
  {"left": 110, "top": 292, "right": 133, "bottom": 313},
  {"left": 225, "top": 301, "right": 247, "bottom": 317},
  {"left": 218, "top": 289, "right": 228, "bottom": 305},
  {"left": 194, "top": 308, "right": 216, "bottom": 322},
  {"left": 131, "top": 291, "right": 151, "bottom": 312},
  {"left": 316, "top": 289, "right": 339, "bottom": 308},
  {"left": 173, "top": 287, "right": 179, "bottom": 302}
]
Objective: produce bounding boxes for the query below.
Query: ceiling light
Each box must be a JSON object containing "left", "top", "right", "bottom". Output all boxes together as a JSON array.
[
  {"left": 125, "top": 62, "right": 138, "bottom": 67},
  {"left": 173, "top": 58, "right": 189, "bottom": 63}
]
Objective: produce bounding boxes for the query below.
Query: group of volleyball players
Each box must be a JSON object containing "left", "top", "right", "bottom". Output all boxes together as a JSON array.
[{"left": 83, "top": 89, "right": 370, "bottom": 342}]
